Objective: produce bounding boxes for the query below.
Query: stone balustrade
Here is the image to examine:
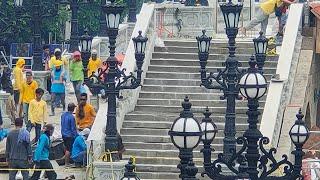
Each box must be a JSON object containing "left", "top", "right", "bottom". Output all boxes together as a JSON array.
[{"left": 260, "top": 4, "right": 304, "bottom": 149}]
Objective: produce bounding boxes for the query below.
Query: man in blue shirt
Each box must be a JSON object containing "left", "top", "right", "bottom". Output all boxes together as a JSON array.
[
  {"left": 30, "top": 124, "right": 57, "bottom": 180},
  {"left": 72, "top": 128, "right": 90, "bottom": 167},
  {"left": 50, "top": 62, "right": 66, "bottom": 116},
  {"left": 61, "top": 103, "right": 77, "bottom": 166}
]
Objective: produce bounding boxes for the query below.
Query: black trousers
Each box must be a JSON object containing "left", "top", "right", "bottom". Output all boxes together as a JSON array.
[
  {"left": 8, "top": 160, "right": 29, "bottom": 180},
  {"left": 13, "top": 90, "right": 20, "bottom": 105},
  {"left": 29, "top": 160, "right": 57, "bottom": 180}
]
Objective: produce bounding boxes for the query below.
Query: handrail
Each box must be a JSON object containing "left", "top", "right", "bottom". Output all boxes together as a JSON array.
[{"left": 259, "top": 4, "right": 304, "bottom": 147}]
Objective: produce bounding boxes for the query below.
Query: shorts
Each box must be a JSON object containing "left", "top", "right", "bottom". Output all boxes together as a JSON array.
[
  {"left": 63, "top": 137, "right": 75, "bottom": 152},
  {"left": 278, "top": 13, "right": 288, "bottom": 26}
]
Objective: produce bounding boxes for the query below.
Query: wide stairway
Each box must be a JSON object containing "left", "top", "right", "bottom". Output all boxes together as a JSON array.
[{"left": 120, "top": 40, "right": 278, "bottom": 179}]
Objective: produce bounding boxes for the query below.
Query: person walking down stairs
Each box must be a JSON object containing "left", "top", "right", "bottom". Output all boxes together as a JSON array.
[
  {"left": 27, "top": 88, "right": 48, "bottom": 144},
  {"left": 50, "top": 61, "right": 66, "bottom": 116},
  {"left": 30, "top": 124, "right": 57, "bottom": 180},
  {"left": 70, "top": 51, "right": 84, "bottom": 104},
  {"left": 240, "top": 0, "right": 295, "bottom": 36}
]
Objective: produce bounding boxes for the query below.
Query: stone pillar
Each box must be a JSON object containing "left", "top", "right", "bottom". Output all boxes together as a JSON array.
[
  {"left": 0, "top": 92, "right": 11, "bottom": 128},
  {"left": 33, "top": 71, "right": 50, "bottom": 91},
  {"left": 33, "top": 71, "right": 51, "bottom": 101},
  {"left": 93, "top": 160, "right": 126, "bottom": 180},
  {"left": 90, "top": 95, "right": 100, "bottom": 112}
]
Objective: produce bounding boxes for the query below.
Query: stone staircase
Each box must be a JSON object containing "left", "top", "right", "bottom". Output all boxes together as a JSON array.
[{"left": 120, "top": 40, "right": 278, "bottom": 179}]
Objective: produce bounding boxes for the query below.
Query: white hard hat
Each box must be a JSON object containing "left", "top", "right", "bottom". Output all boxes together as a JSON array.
[
  {"left": 91, "top": 49, "right": 98, "bottom": 55},
  {"left": 80, "top": 128, "right": 91, "bottom": 136},
  {"left": 54, "top": 48, "right": 61, "bottom": 53}
]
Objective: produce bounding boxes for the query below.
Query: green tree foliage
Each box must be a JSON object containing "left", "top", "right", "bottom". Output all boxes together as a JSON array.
[{"left": 0, "top": 0, "right": 144, "bottom": 50}]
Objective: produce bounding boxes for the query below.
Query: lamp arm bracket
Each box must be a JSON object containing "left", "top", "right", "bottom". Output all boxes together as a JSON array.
[
  {"left": 236, "top": 67, "right": 247, "bottom": 79},
  {"left": 204, "top": 137, "right": 248, "bottom": 179},
  {"left": 258, "top": 137, "right": 294, "bottom": 179},
  {"left": 116, "top": 70, "right": 141, "bottom": 91},
  {"left": 201, "top": 69, "right": 226, "bottom": 90}
]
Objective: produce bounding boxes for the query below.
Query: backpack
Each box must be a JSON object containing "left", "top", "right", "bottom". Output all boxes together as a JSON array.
[{"left": 275, "top": 7, "right": 282, "bottom": 17}]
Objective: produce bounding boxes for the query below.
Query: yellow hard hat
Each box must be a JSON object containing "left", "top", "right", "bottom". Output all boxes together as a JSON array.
[
  {"left": 16, "top": 58, "right": 25, "bottom": 67},
  {"left": 54, "top": 60, "right": 63, "bottom": 67}
]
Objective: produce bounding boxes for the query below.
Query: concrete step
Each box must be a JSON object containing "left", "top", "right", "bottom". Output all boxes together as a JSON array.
[
  {"left": 136, "top": 98, "right": 265, "bottom": 107},
  {"left": 139, "top": 91, "right": 266, "bottom": 102},
  {"left": 152, "top": 52, "right": 252, "bottom": 61},
  {"left": 164, "top": 40, "right": 253, "bottom": 48},
  {"left": 135, "top": 164, "right": 179, "bottom": 173},
  {"left": 134, "top": 105, "right": 261, "bottom": 114},
  {"left": 123, "top": 142, "right": 245, "bottom": 152},
  {"left": 154, "top": 46, "right": 255, "bottom": 54},
  {"left": 122, "top": 121, "right": 253, "bottom": 131},
  {"left": 148, "top": 65, "right": 276, "bottom": 74},
  {"left": 140, "top": 85, "right": 271, "bottom": 95},
  {"left": 120, "top": 128, "right": 244, "bottom": 137},
  {"left": 138, "top": 91, "right": 225, "bottom": 100},
  {"left": 121, "top": 135, "right": 225, "bottom": 144},
  {"left": 123, "top": 148, "right": 224, "bottom": 158},
  {"left": 124, "top": 111, "right": 251, "bottom": 124},
  {"left": 143, "top": 77, "right": 272, "bottom": 86},
  {"left": 141, "top": 85, "right": 223, "bottom": 93},
  {"left": 150, "top": 58, "right": 278, "bottom": 67},
  {"left": 123, "top": 156, "right": 217, "bottom": 168},
  {"left": 145, "top": 71, "right": 274, "bottom": 80},
  {"left": 136, "top": 171, "right": 180, "bottom": 180},
  {"left": 134, "top": 163, "right": 209, "bottom": 175}
]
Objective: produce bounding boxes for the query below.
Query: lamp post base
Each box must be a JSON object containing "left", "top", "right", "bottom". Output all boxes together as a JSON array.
[
  {"left": 93, "top": 160, "right": 126, "bottom": 180},
  {"left": 0, "top": 92, "right": 11, "bottom": 128},
  {"left": 105, "top": 135, "right": 121, "bottom": 162},
  {"left": 32, "top": 71, "right": 50, "bottom": 91}
]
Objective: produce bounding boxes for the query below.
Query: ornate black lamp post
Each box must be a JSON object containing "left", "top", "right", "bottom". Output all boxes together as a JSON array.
[
  {"left": 237, "top": 56, "right": 267, "bottom": 179},
  {"left": 87, "top": 0, "right": 148, "bottom": 162},
  {"left": 127, "top": 0, "right": 137, "bottom": 23},
  {"left": 197, "top": 0, "right": 243, "bottom": 160},
  {"left": 99, "top": 0, "right": 107, "bottom": 36},
  {"left": 79, "top": 28, "right": 93, "bottom": 81},
  {"left": 59, "top": 0, "right": 92, "bottom": 52},
  {"left": 170, "top": 58, "right": 310, "bottom": 179},
  {"left": 14, "top": 0, "right": 59, "bottom": 71},
  {"left": 168, "top": 96, "right": 202, "bottom": 180},
  {"left": 253, "top": 31, "right": 268, "bottom": 74},
  {"left": 121, "top": 157, "right": 140, "bottom": 180},
  {"left": 14, "top": 0, "right": 24, "bottom": 31}
]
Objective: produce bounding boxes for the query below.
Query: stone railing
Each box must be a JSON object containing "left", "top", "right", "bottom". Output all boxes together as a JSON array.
[
  {"left": 116, "top": 4, "right": 156, "bottom": 132},
  {"left": 91, "top": 24, "right": 129, "bottom": 61},
  {"left": 155, "top": 3, "right": 215, "bottom": 38},
  {"left": 259, "top": 4, "right": 304, "bottom": 148},
  {"left": 154, "top": 0, "right": 256, "bottom": 39},
  {"left": 87, "top": 1, "right": 156, "bottom": 166}
]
